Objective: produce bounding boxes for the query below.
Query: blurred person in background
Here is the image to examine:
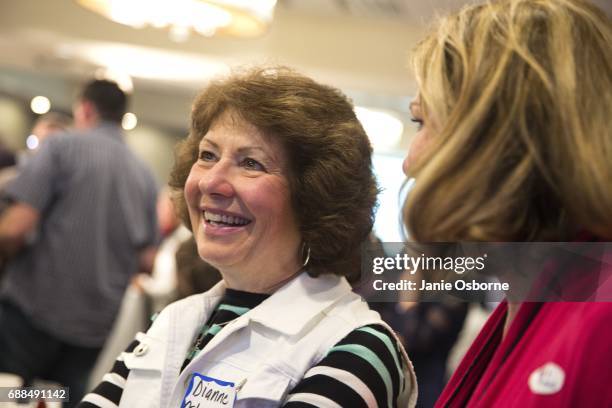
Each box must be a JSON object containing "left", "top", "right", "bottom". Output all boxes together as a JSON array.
[
  {"left": 0, "top": 112, "right": 71, "bottom": 189},
  {"left": 373, "top": 299, "right": 467, "bottom": 408},
  {"left": 80, "top": 66, "right": 417, "bottom": 408},
  {"left": 0, "top": 140, "right": 16, "bottom": 258},
  {"left": 0, "top": 140, "right": 16, "bottom": 170},
  {"left": 0, "top": 79, "right": 159, "bottom": 407},
  {"left": 30, "top": 112, "right": 72, "bottom": 146},
  {"left": 402, "top": 0, "right": 612, "bottom": 406},
  {"left": 87, "top": 187, "right": 192, "bottom": 390},
  {"left": 0, "top": 139, "right": 16, "bottom": 204},
  {"left": 133, "top": 187, "right": 193, "bottom": 313},
  {"left": 0, "top": 113, "right": 71, "bottom": 277},
  {"left": 175, "top": 236, "right": 222, "bottom": 298}
]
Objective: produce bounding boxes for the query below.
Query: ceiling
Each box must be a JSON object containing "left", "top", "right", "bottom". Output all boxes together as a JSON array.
[{"left": 1, "top": 0, "right": 610, "bottom": 151}]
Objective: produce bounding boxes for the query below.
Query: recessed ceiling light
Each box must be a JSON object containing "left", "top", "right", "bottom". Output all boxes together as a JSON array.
[
  {"left": 122, "top": 112, "right": 138, "bottom": 130},
  {"left": 30, "top": 96, "right": 51, "bottom": 114}
]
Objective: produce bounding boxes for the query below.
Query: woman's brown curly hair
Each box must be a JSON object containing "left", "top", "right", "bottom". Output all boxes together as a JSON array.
[{"left": 169, "top": 66, "right": 378, "bottom": 280}]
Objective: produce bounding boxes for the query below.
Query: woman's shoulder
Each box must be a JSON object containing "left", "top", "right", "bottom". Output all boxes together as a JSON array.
[
  {"left": 536, "top": 302, "right": 612, "bottom": 364},
  {"left": 541, "top": 302, "right": 612, "bottom": 329},
  {"left": 332, "top": 323, "right": 409, "bottom": 377},
  {"left": 342, "top": 323, "right": 402, "bottom": 346},
  {"left": 285, "top": 322, "right": 414, "bottom": 407}
]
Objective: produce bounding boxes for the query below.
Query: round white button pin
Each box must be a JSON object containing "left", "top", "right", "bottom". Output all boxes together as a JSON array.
[{"left": 528, "top": 362, "right": 565, "bottom": 395}]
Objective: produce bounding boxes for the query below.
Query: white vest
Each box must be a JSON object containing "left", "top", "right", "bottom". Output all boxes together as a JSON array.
[{"left": 120, "top": 273, "right": 417, "bottom": 407}]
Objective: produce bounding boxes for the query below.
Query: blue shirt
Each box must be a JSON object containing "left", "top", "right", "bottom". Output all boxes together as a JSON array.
[{"left": 1, "top": 122, "right": 159, "bottom": 347}]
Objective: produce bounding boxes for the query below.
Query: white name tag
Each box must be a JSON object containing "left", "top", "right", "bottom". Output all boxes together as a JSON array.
[{"left": 181, "top": 373, "right": 237, "bottom": 408}]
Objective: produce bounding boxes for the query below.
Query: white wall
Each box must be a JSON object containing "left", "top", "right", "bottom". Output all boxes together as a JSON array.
[{"left": 124, "top": 125, "right": 183, "bottom": 186}]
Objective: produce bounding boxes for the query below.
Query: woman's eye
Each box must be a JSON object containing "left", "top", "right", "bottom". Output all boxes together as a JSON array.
[
  {"left": 241, "top": 158, "right": 265, "bottom": 171},
  {"left": 410, "top": 117, "right": 424, "bottom": 131},
  {"left": 199, "top": 150, "right": 216, "bottom": 161}
]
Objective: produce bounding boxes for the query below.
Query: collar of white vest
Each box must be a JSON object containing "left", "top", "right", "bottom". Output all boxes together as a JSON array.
[{"left": 201, "top": 272, "right": 353, "bottom": 336}]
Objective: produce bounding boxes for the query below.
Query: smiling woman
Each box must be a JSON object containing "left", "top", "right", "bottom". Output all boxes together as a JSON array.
[
  {"left": 172, "top": 66, "right": 382, "bottom": 283},
  {"left": 183, "top": 111, "right": 301, "bottom": 292},
  {"left": 80, "top": 66, "right": 417, "bottom": 408}
]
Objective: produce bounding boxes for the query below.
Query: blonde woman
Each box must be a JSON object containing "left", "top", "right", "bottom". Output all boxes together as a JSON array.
[{"left": 402, "top": 0, "right": 612, "bottom": 406}]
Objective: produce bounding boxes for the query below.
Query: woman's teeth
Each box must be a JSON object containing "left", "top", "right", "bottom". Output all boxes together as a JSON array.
[{"left": 204, "top": 211, "right": 250, "bottom": 226}]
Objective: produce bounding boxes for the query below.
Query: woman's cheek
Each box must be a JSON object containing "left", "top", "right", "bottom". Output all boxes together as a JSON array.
[
  {"left": 402, "top": 155, "right": 411, "bottom": 176},
  {"left": 184, "top": 170, "right": 201, "bottom": 207},
  {"left": 404, "top": 131, "right": 429, "bottom": 174}
]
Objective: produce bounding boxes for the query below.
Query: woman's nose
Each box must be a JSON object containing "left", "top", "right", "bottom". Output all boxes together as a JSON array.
[{"left": 199, "top": 161, "right": 235, "bottom": 198}]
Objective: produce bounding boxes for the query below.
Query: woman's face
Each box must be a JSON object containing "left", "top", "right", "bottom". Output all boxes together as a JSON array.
[
  {"left": 403, "top": 95, "right": 433, "bottom": 175},
  {"left": 184, "top": 111, "right": 301, "bottom": 274}
]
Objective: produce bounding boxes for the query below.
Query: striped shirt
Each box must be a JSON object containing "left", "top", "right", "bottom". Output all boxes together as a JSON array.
[
  {"left": 1, "top": 123, "right": 159, "bottom": 347},
  {"left": 80, "top": 289, "right": 405, "bottom": 407}
]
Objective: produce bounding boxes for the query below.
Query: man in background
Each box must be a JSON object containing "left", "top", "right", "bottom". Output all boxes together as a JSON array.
[{"left": 0, "top": 80, "right": 159, "bottom": 406}]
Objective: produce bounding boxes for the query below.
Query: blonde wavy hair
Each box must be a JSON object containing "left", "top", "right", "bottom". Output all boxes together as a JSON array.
[{"left": 404, "top": 0, "right": 612, "bottom": 241}]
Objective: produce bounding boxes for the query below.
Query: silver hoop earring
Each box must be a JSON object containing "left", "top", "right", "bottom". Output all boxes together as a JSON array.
[{"left": 301, "top": 243, "right": 311, "bottom": 267}]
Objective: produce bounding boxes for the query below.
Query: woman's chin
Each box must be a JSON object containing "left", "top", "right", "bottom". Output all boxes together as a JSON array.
[{"left": 196, "top": 247, "right": 239, "bottom": 270}]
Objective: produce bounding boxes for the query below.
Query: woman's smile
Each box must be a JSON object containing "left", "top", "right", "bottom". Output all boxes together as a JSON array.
[{"left": 200, "top": 208, "right": 252, "bottom": 236}]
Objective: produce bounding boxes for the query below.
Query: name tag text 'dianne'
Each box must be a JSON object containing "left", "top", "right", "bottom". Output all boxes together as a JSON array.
[{"left": 181, "top": 373, "right": 237, "bottom": 408}]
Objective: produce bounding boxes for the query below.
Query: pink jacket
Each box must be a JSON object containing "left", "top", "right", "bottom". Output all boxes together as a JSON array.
[{"left": 436, "top": 300, "right": 612, "bottom": 407}]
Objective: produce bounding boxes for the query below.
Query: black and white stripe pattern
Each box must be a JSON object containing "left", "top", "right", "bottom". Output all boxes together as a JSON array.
[
  {"left": 79, "top": 340, "right": 139, "bottom": 407},
  {"left": 284, "top": 324, "right": 405, "bottom": 408}
]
